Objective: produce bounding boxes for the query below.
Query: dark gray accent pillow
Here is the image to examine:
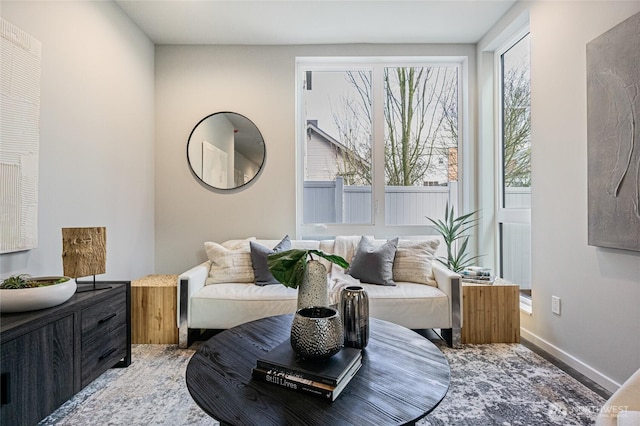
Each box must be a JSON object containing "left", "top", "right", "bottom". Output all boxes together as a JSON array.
[
  {"left": 348, "top": 236, "right": 399, "bottom": 286},
  {"left": 250, "top": 236, "right": 291, "bottom": 286}
]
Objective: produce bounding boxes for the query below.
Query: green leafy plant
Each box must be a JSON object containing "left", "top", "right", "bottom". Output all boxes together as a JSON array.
[
  {"left": 0, "top": 274, "right": 32, "bottom": 289},
  {"left": 0, "top": 274, "right": 69, "bottom": 289},
  {"left": 267, "top": 249, "right": 349, "bottom": 289},
  {"left": 427, "top": 202, "right": 481, "bottom": 273}
]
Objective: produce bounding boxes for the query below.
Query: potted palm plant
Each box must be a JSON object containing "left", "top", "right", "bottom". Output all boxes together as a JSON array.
[{"left": 427, "top": 202, "right": 481, "bottom": 273}]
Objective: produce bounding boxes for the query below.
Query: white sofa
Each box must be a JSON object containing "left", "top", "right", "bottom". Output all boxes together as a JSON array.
[
  {"left": 595, "top": 367, "right": 640, "bottom": 426},
  {"left": 177, "top": 236, "right": 463, "bottom": 348}
]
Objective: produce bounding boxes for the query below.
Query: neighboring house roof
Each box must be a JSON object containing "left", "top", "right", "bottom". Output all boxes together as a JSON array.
[
  {"left": 306, "top": 121, "right": 370, "bottom": 169},
  {"left": 306, "top": 121, "right": 455, "bottom": 184},
  {"left": 306, "top": 121, "right": 350, "bottom": 153}
]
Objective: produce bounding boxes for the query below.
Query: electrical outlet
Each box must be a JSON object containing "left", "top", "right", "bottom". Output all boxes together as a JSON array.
[{"left": 551, "top": 296, "right": 561, "bottom": 315}]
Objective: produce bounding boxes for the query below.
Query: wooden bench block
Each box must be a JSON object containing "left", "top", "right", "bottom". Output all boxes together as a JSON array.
[
  {"left": 131, "top": 275, "right": 178, "bottom": 344},
  {"left": 461, "top": 283, "right": 520, "bottom": 344}
]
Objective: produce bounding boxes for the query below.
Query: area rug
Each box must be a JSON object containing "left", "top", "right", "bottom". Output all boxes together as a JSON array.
[{"left": 39, "top": 342, "right": 605, "bottom": 425}]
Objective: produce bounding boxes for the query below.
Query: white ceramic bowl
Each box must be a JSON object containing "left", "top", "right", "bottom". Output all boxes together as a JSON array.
[{"left": 0, "top": 277, "right": 77, "bottom": 313}]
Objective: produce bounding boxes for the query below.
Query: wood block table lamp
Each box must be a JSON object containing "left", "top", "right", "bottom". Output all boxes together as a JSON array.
[{"left": 62, "top": 227, "right": 109, "bottom": 292}]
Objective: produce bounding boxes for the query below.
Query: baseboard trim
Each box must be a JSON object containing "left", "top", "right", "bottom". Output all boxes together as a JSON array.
[{"left": 520, "top": 328, "right": 621, "bottom": 393}]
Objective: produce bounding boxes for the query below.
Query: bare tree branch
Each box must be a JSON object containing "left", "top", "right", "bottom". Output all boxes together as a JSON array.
[{"left": 331, "top": 66, "right": 459, "bottom": 186}]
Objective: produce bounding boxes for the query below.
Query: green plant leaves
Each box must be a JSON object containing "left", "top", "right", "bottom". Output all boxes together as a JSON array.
[
  {"left": 267, "top": 249, "right": 307, "bottom": 289},
  {"left": 0, "top": 274, "right": 31, "bottom": 289},
  {"left": 310, "top": 250, "right": 350, "bottom": 270},
  {"left": 267, "top": 249, "right": 349, "bottom": 289},
  {"left": 427, "top": 202, "right": 481, "bottom": 273},
  {"left": 0, "top": 274, "right": 69, "bottom": 289}
]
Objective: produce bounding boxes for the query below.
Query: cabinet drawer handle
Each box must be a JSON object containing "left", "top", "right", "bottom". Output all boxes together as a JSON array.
[
  {"left": 99, "top": 347, "right": 117, "bottom": 361},
  {"left": 1, "top": 372, "right": 9, "bottom": 405},
  {"left": 98, "top": 313, "right": 117, "bottom": 324}
]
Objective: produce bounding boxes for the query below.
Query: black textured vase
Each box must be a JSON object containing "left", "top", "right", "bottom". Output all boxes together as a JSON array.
[{"left": 340, "top": 285, "right": 369, "bottom": 349}]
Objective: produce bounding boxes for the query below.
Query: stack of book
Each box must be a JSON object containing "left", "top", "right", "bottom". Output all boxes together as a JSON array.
[
  {"left": 461, "top": 266, "right": 494, "bottom": 284},
  {"left": 252, "top": 340, "right": 362, "bottom": 401}
]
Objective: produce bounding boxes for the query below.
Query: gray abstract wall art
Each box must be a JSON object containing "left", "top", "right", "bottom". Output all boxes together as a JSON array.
[{"left": 587, "top": 11, "right": 640, "bottom": 252}]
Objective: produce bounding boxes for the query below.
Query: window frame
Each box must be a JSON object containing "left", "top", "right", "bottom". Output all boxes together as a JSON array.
[
  {"left": 494, "top": 28, "right": 532, "bottom": 309},
  {"left": 295, "top": 56, "right": 469, "bottom": 239}
]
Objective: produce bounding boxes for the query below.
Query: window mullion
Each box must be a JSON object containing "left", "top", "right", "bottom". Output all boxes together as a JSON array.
[{"left": 372, "top": 65, "right": 385, "bottom": 226}]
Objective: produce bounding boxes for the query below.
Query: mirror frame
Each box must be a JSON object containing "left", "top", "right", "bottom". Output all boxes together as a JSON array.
[{"left": 186, "top": 112, "right": 266, "bottom": 191}]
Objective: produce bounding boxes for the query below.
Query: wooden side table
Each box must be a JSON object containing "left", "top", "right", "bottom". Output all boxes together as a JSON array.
[
  {"left": 131, "top": 274, "right": 178, "bottom": 344},
  {"left": 461, "top": 282, "right": 520, "bottom": 344}
]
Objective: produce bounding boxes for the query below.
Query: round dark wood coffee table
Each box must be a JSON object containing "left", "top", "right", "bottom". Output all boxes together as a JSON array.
[{"left": 186, "top": 314, "right": 450, "bottom": 426}]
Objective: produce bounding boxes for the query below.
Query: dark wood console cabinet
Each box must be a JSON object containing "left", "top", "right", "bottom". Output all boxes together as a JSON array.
[{"left": 1, "top": 282, "right": 131, "bottom": 425}]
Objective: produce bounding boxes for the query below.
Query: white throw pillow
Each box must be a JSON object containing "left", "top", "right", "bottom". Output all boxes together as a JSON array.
[
  {"left": 332, "top": 235, "right": 368, "bottom": 274},
  {"left": 392, "top": 239, "right": 440, "bottom": 286},
  {"left": 205, "top": 238, "right": 255, "bottom": 284}
]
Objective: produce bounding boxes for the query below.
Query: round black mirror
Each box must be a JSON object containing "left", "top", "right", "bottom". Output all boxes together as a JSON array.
[{"left": 187, "top": 112, "right": 265, "bottom": 190}]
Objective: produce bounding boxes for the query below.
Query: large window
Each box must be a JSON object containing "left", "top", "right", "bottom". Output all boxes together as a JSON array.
[
  {"left": 298, "top": 59, "right": 463, "bottom": 238},
  {"left": 497, "top": 33, "right": 532, "bottom": 293},
  {"left": 302, "top": 69, "right": 373, "bottom": 225}
]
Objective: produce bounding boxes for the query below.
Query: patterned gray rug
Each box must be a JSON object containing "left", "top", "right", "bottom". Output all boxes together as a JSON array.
[{"left": 40, "top": 341, "right": 605, "bottom": 425}]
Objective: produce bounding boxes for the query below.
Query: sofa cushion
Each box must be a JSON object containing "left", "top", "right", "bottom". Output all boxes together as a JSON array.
[
  {"left": 331, "top": 273, "right": 450, "bottom": 329},
  {"left": 190, "top": 283, "right": 298, "bottom": 329},
  {"left": 348, "top": 236, "right": 399, "bottom": 286},
  {"left": 364, "top": 281, "right": 450, "bottom": 328},
  {"left": 393, "top": 239, "right": 440, "bottom": 286},
  {"left": 205, "top": 238, "right": 255, "bottom": 284},
  {"left": 250, "top": 235, "right": 291, "bottom": 286},
  {"left": 194, "top": 281, "right": 299, "bottom": 301}
]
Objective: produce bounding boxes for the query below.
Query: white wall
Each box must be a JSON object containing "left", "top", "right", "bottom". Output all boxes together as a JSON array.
[
  {"left": 481, "top": 1, "right": 640, "bottom": 391},
  {"left": 0, "top": 1, "right": 155, "bottom": 281},
  {"left": 154, "top": 44, "right": 475, "bottom": 273}
]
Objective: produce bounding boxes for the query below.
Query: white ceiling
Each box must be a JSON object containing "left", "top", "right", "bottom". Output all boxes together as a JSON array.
[{"left": 115, "top": 0, "right": 518, "bottom": 45}]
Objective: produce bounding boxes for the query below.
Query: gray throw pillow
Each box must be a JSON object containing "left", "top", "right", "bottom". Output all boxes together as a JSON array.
[
  {"left": 250, "top": 236, "right": 291, "bottom": 286},
  {"left": 348, "top": 236, "right": 399, "bottom": 286}
]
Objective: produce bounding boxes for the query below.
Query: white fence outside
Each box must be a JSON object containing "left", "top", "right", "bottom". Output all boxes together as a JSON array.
[
  {"left": 303, "top": 178, "right": 454, "bottom": 225},
  {"left": 502, "top": 187, "right": 532, "bottom": 289},
  {"left": 303, "top": 179, "right": 532, "bottom": 288},
  {"left": 504, "top": 187, "right": 531, "bottom": 209}
]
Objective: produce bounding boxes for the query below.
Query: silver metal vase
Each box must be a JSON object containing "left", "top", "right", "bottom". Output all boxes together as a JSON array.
[
  {"left": 290, "top": 306, "right": 343, "bottom": 359},
  {"left": 339, "top": 285, "right": 369, "bottom": 349},
  {"left": 297, "top": 260, "right": 329, "bottom": 309}
]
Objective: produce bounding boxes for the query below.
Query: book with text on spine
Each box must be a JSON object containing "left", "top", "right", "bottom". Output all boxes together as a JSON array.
[
  {"left": 252, "top": 359, "right": 361, "bottom": 401},
  {"left": 255, "top": 340, "right": 362, "bottom": 386}
]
